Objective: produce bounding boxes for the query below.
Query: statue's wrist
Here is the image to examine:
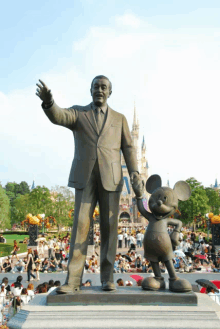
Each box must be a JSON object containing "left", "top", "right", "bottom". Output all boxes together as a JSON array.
[
  {"left": 43, "top": 99, "right": 54, "bottom": 109},
  {"left": 173, "top": 229, "right": 180, "bottom": 233}
]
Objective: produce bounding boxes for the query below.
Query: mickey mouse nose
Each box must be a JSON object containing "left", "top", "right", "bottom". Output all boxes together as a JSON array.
[{"left": 157, "top": 200, "right": 163, "bottom": 206}]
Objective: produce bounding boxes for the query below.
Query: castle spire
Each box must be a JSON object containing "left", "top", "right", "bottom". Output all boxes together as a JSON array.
[
  {"left": 142, "top": 136, "right": 146, "bottom": 151},
  {"left": 133, "top": 101, "right": 137, "bottom": 128}
]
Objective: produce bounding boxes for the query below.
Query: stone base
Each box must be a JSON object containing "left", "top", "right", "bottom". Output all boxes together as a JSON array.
[
  {"left": 47, "top": 286, "right": 197, "bottom": 306},
  {"left": 7, "top": 293, "right": 220, "bottom": 329}
]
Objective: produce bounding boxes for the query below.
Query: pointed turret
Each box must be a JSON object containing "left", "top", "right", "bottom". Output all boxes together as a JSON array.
[
  {"left": 132, "top": 101, "right": 137, "bottom": 129},
  {"left": 31, "top": 180, "right": 35, "bottom": 190},
  {"left": 141, "top": 136, "right": 146, "bottom": 151},
  {"left": 167, "top": 180, "right": 170, "bottom": 187}
]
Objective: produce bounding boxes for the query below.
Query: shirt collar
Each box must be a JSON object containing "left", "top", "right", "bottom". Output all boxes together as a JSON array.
[{"left": 92, "top": 103, "right": 108, "bottom": 114}]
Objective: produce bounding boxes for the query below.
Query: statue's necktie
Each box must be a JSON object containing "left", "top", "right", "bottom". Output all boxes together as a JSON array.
[{"left": 96, "top": 108, "right": 103, "bottom": 133}]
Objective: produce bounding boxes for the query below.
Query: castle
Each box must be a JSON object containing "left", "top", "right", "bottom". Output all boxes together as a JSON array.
[{"left": 119, "top": 104, "right": 149, "bottom": 224}]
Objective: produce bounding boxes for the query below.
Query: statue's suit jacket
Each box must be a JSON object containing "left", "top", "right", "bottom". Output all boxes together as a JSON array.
[{"left": 43, "top": 102, "right": 138, "bottom": 191}]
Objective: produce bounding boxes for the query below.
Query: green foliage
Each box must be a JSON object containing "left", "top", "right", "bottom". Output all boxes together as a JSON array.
[
  {"left": 50, "top": 186, "right": 75, "bottom": 230},
  {"left": 205, "top": 188, "right": 220, "bottom": 215},
  {"left": 4, "top": 181, "right": 30, "bottom": 203},
  {"left": 179, "top": 177, "right": 210, "bottom": 223},
  {"left": 0, "top": 186, "right": 11, "bottom": 230}
]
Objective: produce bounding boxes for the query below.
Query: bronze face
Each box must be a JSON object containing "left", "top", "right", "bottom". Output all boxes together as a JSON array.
[
  {"left": 149, "top": 187, "right": 178, "bottom": 220},
  {"left": 90, "top": 78, "right": 112, "bottom": 107}
]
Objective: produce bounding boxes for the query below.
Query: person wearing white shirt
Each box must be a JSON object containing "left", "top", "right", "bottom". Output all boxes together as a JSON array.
[
  {"left": 136, "top": 232, "right": 142, "bottom": 248},
  {"left": 118, "top": 234, "right": 123, "bottom": 248},
  {"left": 207, "top": 288, "right": 220, "bottom": 305},
  {"left": 123, "top": 232, "right": 128, "bottom": 248}
]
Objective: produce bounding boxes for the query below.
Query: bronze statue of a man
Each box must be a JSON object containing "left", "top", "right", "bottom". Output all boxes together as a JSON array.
[{"left": 36, "top": 75, "right": 143, "bottom": 293}]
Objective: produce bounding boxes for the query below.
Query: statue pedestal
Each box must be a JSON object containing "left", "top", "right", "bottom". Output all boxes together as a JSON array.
[
  {"left": 47, "top": 286, "right": 197, "bottom": 306},
  {"left": 7, "top": 291, "right": 220, "bottom": 329}
]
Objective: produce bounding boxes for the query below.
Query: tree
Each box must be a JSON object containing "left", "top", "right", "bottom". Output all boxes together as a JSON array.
[
  {"left": 5, "top": 181, "right": 30, "bottom": 203},
  {"left": 50, "top": 186, "right": 75, "bottom": 231},
  {"left": 0, "top": 186, "right": 11, "bottom": 229},
  {"left": 28, "top": 186, "right": 53, "bottom": 215},
  {"left": 11, "top": 194, "right": 31, "bottom": 224},
  {"left": 178, "top": 177, "right": 210, "bottom": 224},
  {"left": 205, "top": 188, "right": 220, "bottom": 215}
]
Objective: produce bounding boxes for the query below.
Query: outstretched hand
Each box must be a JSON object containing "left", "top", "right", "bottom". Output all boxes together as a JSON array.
[
  {"left": 130, "top": 172, "right": 144, "bottom": 199},
  {"left": 36, "top": 79, "right": 53, "bottom": 104}
]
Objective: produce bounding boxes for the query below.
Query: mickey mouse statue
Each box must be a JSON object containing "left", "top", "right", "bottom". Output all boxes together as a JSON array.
[{"left": 132, "top": 174, "right": 192, "bottom": 293}]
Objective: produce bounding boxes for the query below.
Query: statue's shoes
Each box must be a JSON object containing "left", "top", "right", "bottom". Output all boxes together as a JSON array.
[
  {"left": 56, "top": 284, "right": 80, "bottom": 294},
  {"left": 169, "top": 277, "right": 192, "bottom": 293},
  {"left": 142, "top": 276, "right": 165, "bottom": 291},
  {"left": 102, "top": 281, "right": 116, "bottom": 291}
]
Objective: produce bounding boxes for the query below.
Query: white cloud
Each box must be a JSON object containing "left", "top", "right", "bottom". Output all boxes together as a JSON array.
[{"left": 115, "top": 13, "right": 142, "bottom": 28}]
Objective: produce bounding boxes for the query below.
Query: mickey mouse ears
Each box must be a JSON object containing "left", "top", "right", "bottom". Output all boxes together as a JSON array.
[
  {"left": 146, "top": 174, "right": 191, "bottom": 201},
  {"left": 146, "top": 175, "right": 162, "bottom": 194},
  {"left": 173, "top": 181, "right": 191, "bottom": 201}
]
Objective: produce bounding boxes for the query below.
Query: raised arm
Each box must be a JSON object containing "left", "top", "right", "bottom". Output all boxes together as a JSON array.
[
  {"left": 136, "top": 198, "right": 152, "bottom": 220},
  {"left": 36, "top": 79, "right": 78, "bottom": 130}
]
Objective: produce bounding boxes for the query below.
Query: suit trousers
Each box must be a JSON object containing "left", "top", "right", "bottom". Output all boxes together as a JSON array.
[{"left": 66, "top": 160, "right": 121, "bottom": 287}]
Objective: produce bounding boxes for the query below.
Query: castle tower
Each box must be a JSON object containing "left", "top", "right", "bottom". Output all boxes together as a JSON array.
[
  {"left": 131, "top": 103, "right": 140, "bottom": 169},
  {"left": 140, "top": 136, "right": 149, "bottom": 182},
  {"left": 119, "top": 103, "right": 150, "bottom": 225}
]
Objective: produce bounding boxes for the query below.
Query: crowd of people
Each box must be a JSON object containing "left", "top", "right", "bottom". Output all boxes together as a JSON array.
[
  {"left": 0, "top": 233, "right": 71, "bottom": 281},
  {"left": 111, "top": 226, "right": 220, "bottom": 274}
]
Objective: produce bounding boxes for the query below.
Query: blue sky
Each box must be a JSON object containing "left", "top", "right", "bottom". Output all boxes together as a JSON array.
[{"left": 1, "top": 0, "right": 220, "bottom": 190}]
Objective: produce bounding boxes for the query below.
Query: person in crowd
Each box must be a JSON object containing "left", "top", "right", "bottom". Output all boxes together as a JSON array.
[
  {"left": 48, "top": 257, "right": 58, "bottom": 272},
  {"left": 0, "top": 286, "right": 6, "bottom": 306},
  {"left": 40, "top": 258, "right": 49, "bottom": 273},
  {"left": 12, "top": 259, "right": 25, "bottom": 273},
  {"left": 136, "top": 279, "right": 143, "bottom": 286},
  {"left": 26, "top": 248, "right": 36, "bottom": 282},
  {"left": 83, "top": 279, "right": 92, "bottom": 287},
  {"left": 198, "top": 233, "right": 203, "bottom": 246},
  {"left": 207, "top": 287, "right": 220, "bottom": 305},
  {"left": 54, "top": 245, "right": 61, "bottom": 262},
  {"left": 127, "top": 233, "right": 131, "bottom": 248},
  {"left": 212, "top": 256, "right": 220, "bottom": 272},
  {"left": 0, "top": 277, "right": 11, "bottom": 295},
  {"left": 0, "top": 234, "right": 6, "bottom": 243},
  {"left": 48, "top": 238, "right": 54, "bottom": 259},
  {"left": 11, "top": 275, "right": 23, "bottom": 296},
  {"left": 113, "top": 256, "right": 120, "bottom": 273},
  {"left": 119, "top": 258, "right": 130, "bottom": 273},
  {"left": 12, "top": 295, "right": 23, "bottom": 313},
  {"left": 11, "top": 240, "right": 20, "bottom": 261},
  {"left": 116, "top": 278, "right": 124, "bottom": 286},
  {"left": 117, "top": 232, "right": 123, "bottom": 248},
  {"left": 128, "top": 235, "right": 136, "bottom": 252},
  {"left": 61, "top": 257, "right": 68, "bottom": 273},
  {"left": 135, "top": 255, "right": 142, "bottom": 270},
  {"left": 124, "top": 231, "right": 128, "bottom": 248},
  {"left": 20, "top": 288, "right": 30, "bottom": 305},
  {"left": 27, "top": 283, "right": 35, "bottom": 300},
  {"left": 136, "top": 231, "right": 142, "bottom": 248},
  {"left": 37, "top": 241, "right": 44, "bottom": 258},
  {"left": 2, "top": 257, "right": 12, "bottom": 273}
]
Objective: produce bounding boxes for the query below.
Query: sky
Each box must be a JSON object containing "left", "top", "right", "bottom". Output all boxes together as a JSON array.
[{"left": 1, "top": 0, "right": 220, "bottom": 191}]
